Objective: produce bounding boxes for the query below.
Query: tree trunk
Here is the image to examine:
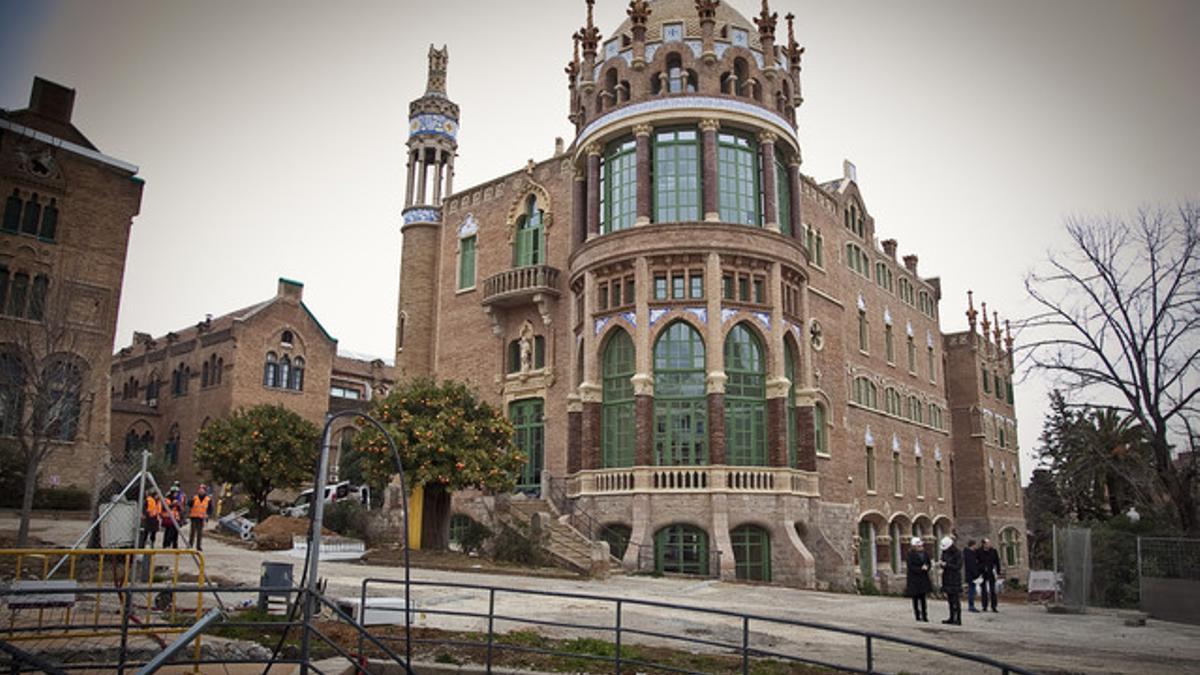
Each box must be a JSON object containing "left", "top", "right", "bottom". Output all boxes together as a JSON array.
[
  {"left": 17, "top": 453, "right": 38, "bottom": 547},
  {"left": 421, "top": 483, "right": 451, "bottom": 550}
]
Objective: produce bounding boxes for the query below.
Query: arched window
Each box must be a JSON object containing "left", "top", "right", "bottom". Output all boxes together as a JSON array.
[
  {"left": 665, "top": 53, "right": 694, "bottom": 93},
  {"left": 884, "top": 323, "right": 895, "bottom": 363},
  {"left": 653, "top": 128, "right": 700, "bottom": 223},
  {"left": 892, "top": 450, "right": 903, "bottom": 495},
  {"left": 733, "top": 58, "right": 749, "bottom": 96},
  {"left": 852, "top": 377, "right": 878, "bottom": 409},
  {"left": 603, "top": 138, "right": 637, "bottom": 233},
  {"left": 724, "top": 323, "right": 766, "bottom": 466},
  {"left": 858, "top": 520, "right": 876, "bottom": 577},
  {"left": 507, "top": 340, "right": 521, "bottom": 374},
  {"left": 653, "top": 322, "right": 706, "bottom": 466},
  {"left": 655, "top": 523, "right": 709, "bottom": 575},
  {"left": 201, "top": 361, "right": 210, "bottom": 387},
  {"left": 39, "top": 198, "right": 58, "bottom": 241},
  {"left": 281, "top": 330, "right": 294, "bottom": 347},
  {"left": 291, "top": 357, "right": 305, "bottom": 391},
  {"left": 0, "top": 351, "right": 25, "bottom": 437},
  {"left": 279, "top": 356, "right": 291, "bottom": 390},
  {"left": 813, "top": 402, "right": 828, "bottom": 456},
  {"left": 514, "top": 195, "right": 545, "bottom": 266},
  {"left": 1001, "top": 527, "right": 1021, "bottom": 567},
  {"left": 42, "top": 357, "right": 83, "bottom": 441},
  {"left": 165, "top": 424, "right": 180, "bottom": 465},
  {"left": 731, "top": 524, "right": 772, "bottom": 581},
  {"left": 216, "top": 358, "right": 224, "bottom": 385},
  {"left": 907, "top": 335, "right": 916, "bottom": 372},
  {"left": 601, "top": 330, "right": 635, "bottom": 468},
  {"left": 916, "top": 455, "right": 925, "bottom": 497},
  {"left": 604, "top": 68, "right": 618, "bottom": 107},
  {"left": 866, "top": 443, "right": 877, "bottom": 492},
  {"left": 7, "top": 273, "right": 29, "bottom": 318},
  {"left": 28, "top": 275, "right": 48, "bottom": 321},
  {"left": 263, "top": 352, "right": 278, "bottom": 387},
  {"left": 21, "top": 194, "right": 41, "bottom": 236},
  {"left": 717, "top": 131, "right": 759, "bottom": 225},
  {"left": 2, "top": 189, "right": 21, "bottom": 232}
]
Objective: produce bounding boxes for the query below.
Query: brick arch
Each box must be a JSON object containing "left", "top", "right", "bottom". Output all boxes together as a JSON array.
[
  {"left": 504, "top": 180, "right": 554, "bottom": 244},
  {"left": 648, "top": 313, "right": 706, "bottom": 349},
  {"left": 595, "top": 317, "right": 635, "bottom": 350}
]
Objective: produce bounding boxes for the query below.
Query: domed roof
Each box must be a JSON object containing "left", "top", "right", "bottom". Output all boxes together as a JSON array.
[{"left": 610, "top": 0, "right": 763, "bottom": 51}]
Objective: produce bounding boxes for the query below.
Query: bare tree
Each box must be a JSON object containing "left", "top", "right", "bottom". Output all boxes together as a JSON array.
[
  {"left": 0, "top": 293, "right": 94, "bottom": 546},
  {"left": 1023, "top": 203, "right": 1200, "bottom": 533}
]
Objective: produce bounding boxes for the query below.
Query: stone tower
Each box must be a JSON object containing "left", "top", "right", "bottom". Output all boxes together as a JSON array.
[{"left": 396, "top": 45, "right": 459, "bottom": 376}]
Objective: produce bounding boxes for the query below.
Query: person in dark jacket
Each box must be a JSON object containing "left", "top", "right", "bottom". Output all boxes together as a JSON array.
[
  {"left": 963, "top": 539, "right": 981, "bottom": 612},
  {"left": 905, "top": 537, "right": 932, "bottom": 622},
  {"left": 939, "top": 536, "right": 963, "bottom": 625},
  {"left": 979, "top": 538, "right": 1003, "bottom": 612}
]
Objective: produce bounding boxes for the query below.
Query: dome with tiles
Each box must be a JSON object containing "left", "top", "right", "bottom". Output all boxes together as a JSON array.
[{"left": 610, "top": 0, "right": 762, "bottom": 50}]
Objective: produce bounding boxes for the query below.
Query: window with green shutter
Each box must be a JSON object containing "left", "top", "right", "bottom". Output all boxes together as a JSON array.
[
  {"left": 458, "top": 235, "right": 476, "bottom": 289},
  {"left": 653, "top": 129, "right": 701, "bottom": 223},
  {"left": 510, "top": 398, "right": 544, "bottom": 493},
  {"left": 655, "top": 523, "right": 709, "bottom": 575},
  {"left": 724, "top": 323, "right": 766, "bottom": 466},
  {"left": 717, "top": 132, "right": 759, "bottom": 225},
  {"left": 653, "top": 321, "right": 707, "bottom": 466},
  {"left": 514, "top": 196, "right": 544, "bottom": 267},
  {"left": 602, "top": 330, "right": 635, "bottom": 468},
  {"left": 603, "top": 138, "right": 637, "bottom": 233},
  {"left": 731, "top": 524, "right": 772, "bottom": 581}
]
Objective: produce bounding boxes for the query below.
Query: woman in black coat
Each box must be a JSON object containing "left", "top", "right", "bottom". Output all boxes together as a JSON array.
[
  {"left": 939, "top": 536, "right": 963, "bottom": 625},
  {"left": 905, "top": 537, "right": 932, "bottom": 622}
]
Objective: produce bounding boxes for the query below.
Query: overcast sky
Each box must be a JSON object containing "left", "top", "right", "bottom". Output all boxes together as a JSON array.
[{"left": 2, "top": 0, "right": 1198, "bottom": 482}]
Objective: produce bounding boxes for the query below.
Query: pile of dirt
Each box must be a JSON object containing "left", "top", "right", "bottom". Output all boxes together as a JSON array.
[{"left": 252, "top": 516, "right": 333, "bottom": 551}]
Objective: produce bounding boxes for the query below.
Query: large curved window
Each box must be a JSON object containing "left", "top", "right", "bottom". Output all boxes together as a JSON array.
[
  {"left": 602, "top": 138, "right": 637, "bottom": 233},
  {"left": 279, "top": 356, "right": 292, "bottom": 391},
  {"left": 724, "top": 323, "right": 765, "bottom": 466},
  {"left": 653, "top": 322, "right": 706, "bottom": 466},
  {"left": 514, "top": 195, "right": 545, "bottom": 267},
  {"left": 601, "top": 330, "right": 635, "bottom": 468},
  {"left": 655, "top": 524, "right": 709, "bottom": 575},
  {"left": 731, "top": 524, "right": 772, "bottom": 581},
  {"left": 717, "top": 132, "right": 759, "bottom": 225},
  {"left": 653, "top": 129, "right": 700, "bottom": 222}
]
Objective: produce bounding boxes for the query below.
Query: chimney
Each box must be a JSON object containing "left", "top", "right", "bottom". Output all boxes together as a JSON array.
[
  {"left": 843, "top": 159, "right": 857, "bottom": 183},
  {"left": 133, "top": 331, "right": 152, "bottom": 345},
  {"left": 278, "top": 277, "right": 304, "bottom": 301},
  {"left": 881, "top": 239, "right": 898, "bottom": 258},
  {"left": 903, "top": 254, "right": 918, "bottom": 274},
  {"left": 554, "top": 137, "right": 565, "bottom": 156},
  {"left": 29, "top": 77, "right": 76, "bottom": 124}
]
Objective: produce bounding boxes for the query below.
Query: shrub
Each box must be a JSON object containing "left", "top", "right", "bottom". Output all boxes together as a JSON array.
[
  {"left": 323, "top": 500, "right": 370, "bottom": 542},
  {"left": 459, "top": 520, "right": 492, "bottom": 556},
  {"left": 492, "top": 520, "right": 548, "bottom": 567},
  {"left": 33, "top": 487, "right": 92, "bottom": 511}
]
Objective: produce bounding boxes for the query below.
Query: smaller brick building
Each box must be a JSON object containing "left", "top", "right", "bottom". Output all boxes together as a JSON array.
[{"left": 110, "top": 278, "right": 395, "bottom": 491}]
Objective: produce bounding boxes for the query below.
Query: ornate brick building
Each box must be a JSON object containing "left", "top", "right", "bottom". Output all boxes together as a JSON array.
[
  {"left": 395, "top": 0, "right": 1026, "bottom": 587},
  {"left": 1, "top": 77, "right": 144, "bottom": 495},
  {"left": 110, "top": 279, "right": 396, "bottom": 491}
]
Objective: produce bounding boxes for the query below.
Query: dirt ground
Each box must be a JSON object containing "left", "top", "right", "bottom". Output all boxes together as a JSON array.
[{"left": 5, "top": 512, "right": 1200, "bottom": 674}]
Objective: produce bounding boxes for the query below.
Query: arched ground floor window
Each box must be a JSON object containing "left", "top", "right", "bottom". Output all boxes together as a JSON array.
[
  {"left": 731, "top": 524, "right": 771, "bottom": 581},
  {"left": 655, "top": 523, "right": 708, "bottom": 575}
]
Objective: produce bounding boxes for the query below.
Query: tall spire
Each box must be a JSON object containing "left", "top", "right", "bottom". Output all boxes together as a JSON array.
[
  {"left": 1004, "top": 319, "right": 1014, "bottom": 353},
  {"left": 980, "top": 301, "right": 990, "bottom": 337},
  {"left": 425, "top": 44, "right": 448, "bottom": 96},
  {"left": 580, "top": 0, "right": 601, "bottom": 54},
  {"left": 755, "top": 0, "right": 778, "bottom": 38},
  {"left": 993, "top": 311, "right": 1003, "bottom": 345},
  {"left": 966, "top": 290, "right": 977, "bottom": 332}
]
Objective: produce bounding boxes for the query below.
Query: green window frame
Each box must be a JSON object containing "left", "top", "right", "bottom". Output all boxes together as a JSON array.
[
  {"left": 603, "top": 138, "right": 637, "bottom": 233},
  {"left": 813, "top": 402, "right": 828, "bottom": 456},
  {"left": 724, "top": 323, "right": 766, "bottom": 466},
  {"left": 1006, "top": 378, "right": 1014, "bottom": 404},
  {"left": 774, "top": 156, "right": 791, "bottom": 235},
  {"left": 655, "top": 523, "right": 709, "bottom": 575},
  {"left": 907, "top": 336, "right": 916, "bottom": 372},
  {"left": 510, "top": 398, "right": 544, "bottom": 493},
  {"left": 936, "top": 459, "right": 945, "bottom": 499},
  {"left": 785, "top": 341, "right": 798, "bottom": 467},
  {"left": 994, "top": 372, "right": 1003, "bottom": 399},
  {"left": 653, "top": 129, "right": 701, "bottom": 223},
  {"left": 982, "top": 365, "right": 991, "bottom": 393},
  {"left": 1002, "top": 527, "right": 1020, "bottom": 567},
  {"left": 653, "top": 321, "right": 707, "bottom": 466},
  {"left": 885, "top": 324, "right": 895, "bottom": 363},
  {"left": 602, "top": 330, "right": 636, "bottom": 468},
  {"left": 866, "top": 445, "right": 877, "bottom": 492},
  {"left": 717, "top": 131, "right": 759, "bottom": 225},
  {"left": 731, "top": 524, "right": 772, "bottom": 581},
  {"left": 514, "top": 196, "right": 545, "bottom": 267},
  {"left": 892, "top": 451, "right": 903, "bottom": 495},
  {"left": 458, "top": 235, "right": 476, "bottom": 290},
  {"left": 858, "top": 521, "right": 875, "bottom": 577},
  {"left": 915, "top": 456, "right": 925, "bottom": 497}
]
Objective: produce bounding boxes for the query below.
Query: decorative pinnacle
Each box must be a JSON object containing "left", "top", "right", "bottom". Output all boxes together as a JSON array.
[
  {"left": 980, "top": 301, "right": 990, "bottom": 335},
  {"left": 993, "top": 311, "right": 1003, "bottom": 344},
  {"left": 580, "top": 0, "right": 602, "bottom": 52},
  {"left": 755, "top": 0, "right": 778, "bottom": 37},
  {"left": 966, "top": 290, "right": 977, "bottom": 330},
  {"left": 425, "top": 44, "right": 449, "bottom": 96},
  {"left": 696, "top": 0, "right": 720, "bottom": 22},
  {"left": 1004, "top": 320, "right": 1014, "bottom": 351},
  {"left": 565, "top": 32, "right": 581, "bottom": 83},
  {"left": 784, "top": 13, "right": 804, "bottom": 62},
  {"left": 628, "top": 0, "right": 652, "bottom": 27}
]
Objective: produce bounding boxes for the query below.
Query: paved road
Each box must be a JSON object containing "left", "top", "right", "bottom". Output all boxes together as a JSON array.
[{"left": 8, "top": 514, "right": 1200, "bottom": 674}]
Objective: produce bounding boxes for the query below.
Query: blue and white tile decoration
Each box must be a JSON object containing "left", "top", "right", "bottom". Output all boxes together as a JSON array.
[
  {"left": 934, "top": 445, "right": 942, "bottom": 461},
  {"left": 594, "top": 316, "right": 612, "bottom": 336},
  {"left": 906, "top": 320, "right": 914, "bottom": 337},
  {"left": 409, "top": 113, "right": 458, "bottom": 141},
  {"left": 605, "top": 39, "right": 620, "bottom": 60},
  {"left": 752, "top": 311, "right": 771, "bottom": 329},
  {"left": 649, "top": 308, "right": 668, "bottom": 326},
  {"left": 731, "top": 28, "right": 749, "bottom": 48},
  {"left": 663, "top": 23, "right": 684, "bottom": 42},
  {"left": 914, "top": 439, "right": 923, "bottom": 457},
  {"left": 458, "top": 213, "right": 478, "bottom": 238},
  {"left": 721, "top": 308, "right": 739, "bottom": 324},
  {"left": 892, "top": 433, "right": 900, "bottom": 452},
  {"left": 621, "top": 51, "right": 633, "bottom": 67},
  {"left": 645, "top": 43, "right": 661, "bottom": 62},
  {"left": 620, "top": 311, "right": 637, "bottom": 327},
  {"left": 578, "top": 96, "right": 797, "bottom": 147},
  {"left": 686, "top": 39, "right": 703, "bottom": 58},
  {"left": 864, "top": 426, "right": 874, "bottom": 446},
  {"left": 714, "top": 43, "right": 730, "bottom": 60},
  {"left": 686, "top": 307, "right": 707, "bottom": 324},
  {"left": 403, "top": 208, "right": 441, "bottom": 225},
  {"left": 883, "top": 308, "right": 892, "bottom": 325}
]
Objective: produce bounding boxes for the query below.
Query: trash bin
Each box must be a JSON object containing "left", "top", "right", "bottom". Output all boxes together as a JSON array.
[{"left": 258, "top": 561, "right": 294, "bottom": 614}]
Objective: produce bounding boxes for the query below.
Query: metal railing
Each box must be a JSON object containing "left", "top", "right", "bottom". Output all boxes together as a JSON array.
[{"left": 356, "top": 578, "right": 1037, "bottom": 675}]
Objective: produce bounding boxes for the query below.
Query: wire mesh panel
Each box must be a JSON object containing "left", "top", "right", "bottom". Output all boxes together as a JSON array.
[
  {"left": 1139, "top": 537, "right": 1200, "bottom": 624},
  {"left": 1059, "top": 527, "right": 1092, "bottom": 611}
]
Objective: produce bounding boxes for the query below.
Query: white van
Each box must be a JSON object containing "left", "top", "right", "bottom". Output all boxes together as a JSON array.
[{"left": 281, "top": 481, "right": 370, "bottom": 518}]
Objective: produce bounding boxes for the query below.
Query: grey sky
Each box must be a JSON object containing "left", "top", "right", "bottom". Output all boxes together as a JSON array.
[{"left": 2, "top": 0, "right": 1198, "bottom": 482}]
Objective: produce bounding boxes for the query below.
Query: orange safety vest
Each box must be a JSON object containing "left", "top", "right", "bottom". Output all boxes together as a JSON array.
[
  {"left": 190, "top": 495, "right": 211, "bottom": 519},
  {"left": 144, "top": 496, "right": 161, "bottom": 518}
]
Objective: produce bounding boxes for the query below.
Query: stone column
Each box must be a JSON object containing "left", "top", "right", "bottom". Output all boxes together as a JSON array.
[
  {"left": 633, "top": 256, "right": 654, "bottom": 466},
  {"left": 586, "top": 144, "right": 602, "bottom": 239},
  {"left": 404, "top": 148, "right": 417, "bottom": 207},
  {"left": 699, "top": 119, "right": 721, "bottom": 222},
  {"left": 788, "top": 160, "right": 803, "bottom": 240},
  {"left": 705, "top": 252, "right": 726, "bottom": 464},
  {"left": 765, "top": 262, "right": 789, "bottom": 466},
  {"left": 795, "top": 405, "right": 816, "bottom": 471},
  {"left": 431, "top": 152, "right": 445, "bottom": 205},
  {"left": 572, "top": 169, "right": 586, "bottom": 250},
  {"left": 634, "top": 124, "right": 653, "bottom": 226},
  {"left": 416, "top": 146, "right": 429, "bottom": 205},
  {"left": 758, "top": 132, "right": 778, "bottom": 232},
  {"left": 580, "top": 270, "right": 602, "bottom": 468}
]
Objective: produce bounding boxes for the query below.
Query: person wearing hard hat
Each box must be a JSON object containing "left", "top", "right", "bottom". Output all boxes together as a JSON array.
[
  {"left": 905, "top": 537, "right": 932, "bottom": 622},
  {"left": 161, "top": 485, "right": 183, "bottom": 549},
  {"left": 938, "top": 536, "right": 963, "bottom": 625},
  {"left": 188, "top": 484, "right": 212, "bottom": 551},
  {"left": 138, "top": 489, "right": 164, "bottom": 548}
]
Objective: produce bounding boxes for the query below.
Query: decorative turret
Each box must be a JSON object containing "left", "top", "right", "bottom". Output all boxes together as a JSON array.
[
  {"left": 755, "top": 0, "right": 778, "bottom": 72},
  {"left": 784, "top": 13, "right": 805, "bottom": 105},
  {"left": 697, "top": 0, "right": 721, "bottom": 63},
  {"left": 628, "top": 1, "right": 652, "bottom": 69},
  {"left": 566, "top": 33, "right": 581, "bottom": 125},
  {"left": 404, "top": 45, "right": 459, "bottom": 213},
  {"left": 579, "top": 0, "right": 602, "bottom": 86}
]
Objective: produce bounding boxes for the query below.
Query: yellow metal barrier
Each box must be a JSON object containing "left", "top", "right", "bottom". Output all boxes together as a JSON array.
[{"left": 0, "top": 548, "right": 206, "bottom": 668}]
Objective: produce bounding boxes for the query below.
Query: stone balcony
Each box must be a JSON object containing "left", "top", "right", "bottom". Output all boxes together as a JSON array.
[
  {"left": 481, "top": 265, "right": 560, "bottom": 311},
  {"left": 566, "top": 465, "right": 819, "bottom": 498}
]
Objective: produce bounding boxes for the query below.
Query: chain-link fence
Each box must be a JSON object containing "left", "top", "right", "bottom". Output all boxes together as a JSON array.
[{"left": 1138, "top": 537, "right": 1200, "bottom": 624}]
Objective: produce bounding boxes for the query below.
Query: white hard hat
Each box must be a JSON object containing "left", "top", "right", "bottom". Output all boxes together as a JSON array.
[
  {"left": 911, "top": 536, "right": 923, "bottom": 547},
  {"left": 940, "top": 536, "right": 954, "bottom": 551}
]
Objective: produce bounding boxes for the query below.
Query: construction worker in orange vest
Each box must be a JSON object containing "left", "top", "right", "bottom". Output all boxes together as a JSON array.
[
  {"left": 161, "top": 485, "right": 184, "bottom": 549},
  {"left": 188, "top": 484, "right": 212, "bottom": 551},
  {"left": 138, "top": 489, "right": 164, "bottom": 548}
]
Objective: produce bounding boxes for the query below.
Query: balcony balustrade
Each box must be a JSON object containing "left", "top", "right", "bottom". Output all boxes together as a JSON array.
[
  {"left": 566, "top": 465, "right": 820, "bottom": 498},
  {"left": 481, "top": 265, "right": 561, "bottom": 308}
]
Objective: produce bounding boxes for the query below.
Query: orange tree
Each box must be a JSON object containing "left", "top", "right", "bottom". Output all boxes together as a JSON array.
[
  {"left": 352, "top": 378, "right": 522, "bottom": 549},
  {"left": 194, "top": 404, "right": 320, "bottom": 520}
]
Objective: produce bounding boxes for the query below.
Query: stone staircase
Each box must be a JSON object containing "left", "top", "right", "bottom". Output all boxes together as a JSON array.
[{"left": 503, "top": 497, "right": 620, "bottom": 576}]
